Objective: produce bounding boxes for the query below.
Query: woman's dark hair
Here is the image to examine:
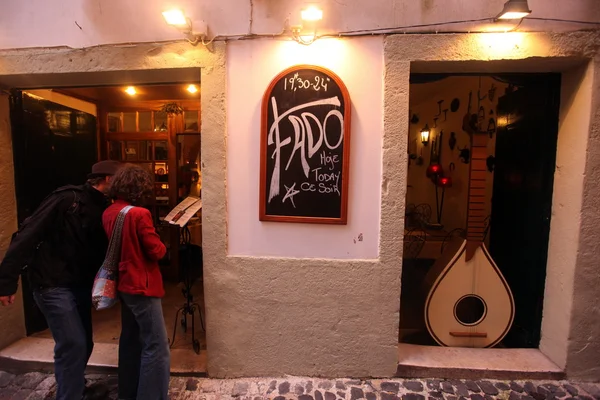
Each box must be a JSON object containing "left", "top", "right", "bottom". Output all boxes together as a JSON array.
[{"left": 109, "top": 164, "right": 154, "bottom": 205}]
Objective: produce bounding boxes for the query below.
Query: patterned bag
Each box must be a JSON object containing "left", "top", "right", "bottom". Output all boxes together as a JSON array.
[{"left": 92, "top": 205, "right": 133, "bottom": 310}]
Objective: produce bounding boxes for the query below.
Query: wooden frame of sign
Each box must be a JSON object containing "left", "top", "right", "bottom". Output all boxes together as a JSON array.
[{"left": 259, "top": 64, "right": 351, "bottom": 224}]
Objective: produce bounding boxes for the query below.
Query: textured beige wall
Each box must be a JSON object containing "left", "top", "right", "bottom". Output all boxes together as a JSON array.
[
  {"left": 210, "top": 31, "right": 600, "bottom": 379},
  {"left": 566, "top": 58, "right": 600, "bottom": 381},
  {"left": 215, "top": 37, "right": 397, "bottom": 378},
  {"left": 0, "top": 30, "right": 598, "bottom": 379},
  {"left": 540, "top": 63, "right": 592, "bottom": 371},
  {"left": 0, "top": 42, "right": 226, "bottom": 368},
  {"left": 385, "top": 31, "right": 600, "bottom": 381},
  {"left": 0, "top": 0, "right": 598, "bottom": 49},
  {"left": 0, "top": 93, "right": 25, "bottom": 349}
]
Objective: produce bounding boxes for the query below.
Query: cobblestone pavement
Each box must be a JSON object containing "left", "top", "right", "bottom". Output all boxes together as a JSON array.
[{"left": 0, "top": 370, "right": 599, "bottom": 400}]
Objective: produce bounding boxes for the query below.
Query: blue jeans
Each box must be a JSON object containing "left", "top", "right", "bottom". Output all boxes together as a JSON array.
[
  {"left": 118, "top": 292, "right": 170, "bottom": 400},
  {"left": 33, "top": 287, "right": 93, "bottom": 400}
]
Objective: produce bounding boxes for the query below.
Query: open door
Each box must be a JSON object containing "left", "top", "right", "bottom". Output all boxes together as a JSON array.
[
  {"left": 489, "top": 75, "right": 561, "bottom": 347},
  {"left": 9, "top": 90, "right": 98, "bottom": 335}
]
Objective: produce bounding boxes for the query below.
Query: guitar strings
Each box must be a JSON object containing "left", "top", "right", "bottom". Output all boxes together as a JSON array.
[{"left": 470, "top": 76, "right": 483, "bottom": 347}]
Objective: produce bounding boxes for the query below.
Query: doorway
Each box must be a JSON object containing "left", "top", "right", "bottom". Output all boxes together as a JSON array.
[
  {"left": 8, "top": 80, "right": 206, "bottom": 368},
  {"left": 9, "top": 90, "right": 98, "bottom": 335},
  {"left": 489, "top": 75, "right": 561, "bottom": 347},
  {"left": 400, "top": 73, "right": 560, "bottom": 349}
]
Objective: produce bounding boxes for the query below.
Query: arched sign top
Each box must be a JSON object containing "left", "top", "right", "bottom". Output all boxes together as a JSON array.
[{"left": 259, "top": 65, "right": 352, "bottom": 224}]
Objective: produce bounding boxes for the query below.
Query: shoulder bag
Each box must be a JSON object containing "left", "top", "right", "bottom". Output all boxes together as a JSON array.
[{"left": 92, "top": 205, "right": 134, "bottom": 310}]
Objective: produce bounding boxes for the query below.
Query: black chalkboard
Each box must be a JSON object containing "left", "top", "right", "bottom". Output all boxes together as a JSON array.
[{"left": 259, "top": 65, "right": 351, "bottom": 224}]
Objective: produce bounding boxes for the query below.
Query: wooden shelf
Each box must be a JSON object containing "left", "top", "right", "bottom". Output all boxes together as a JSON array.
[{"left": 100, "top": 108, "right": 202, "bottom": 279}]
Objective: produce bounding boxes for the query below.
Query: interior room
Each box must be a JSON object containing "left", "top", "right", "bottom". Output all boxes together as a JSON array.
[
  {"left": 9, "top": 82, "right": 206, "bottom": 369},
  {"left": 400, "top": 73, "right": 561, "bottom": 350}
]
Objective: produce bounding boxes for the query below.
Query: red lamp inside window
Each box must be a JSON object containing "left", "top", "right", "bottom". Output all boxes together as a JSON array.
[
  {"left": 437, "top": 176, "right": 453, "bottom": 188},
  {"left": 426, "top": 163, "right": 443, "bottom": 178}
]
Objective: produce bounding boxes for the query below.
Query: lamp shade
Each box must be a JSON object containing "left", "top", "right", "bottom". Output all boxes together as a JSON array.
[
  {"left": 497, "top": 0, "right": 531, "bottom": 20},
  {"left": 162, "top": 9, "right": 188, "bottom": 26}
]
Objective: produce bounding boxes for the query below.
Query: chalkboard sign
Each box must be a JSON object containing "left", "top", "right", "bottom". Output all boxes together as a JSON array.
[{"left": 259, "top": 65, "right": 351, "bottom": 224}]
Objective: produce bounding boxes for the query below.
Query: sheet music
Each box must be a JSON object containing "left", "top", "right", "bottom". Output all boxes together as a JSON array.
[{"left": 164, "top": 196, "right": 202, "bottom": 227}]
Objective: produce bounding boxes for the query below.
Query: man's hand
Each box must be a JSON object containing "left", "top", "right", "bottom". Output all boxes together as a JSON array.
[{"left": 0, "top": 295, "right": 16, "bottom": 306}]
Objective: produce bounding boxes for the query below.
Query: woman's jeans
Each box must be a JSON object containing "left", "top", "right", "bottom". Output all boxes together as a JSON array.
[
  {"left": 118, "top": 292, "right": 170, "bottom": 400},
  {"left": 33, "top": 286, "right": 93, "bottom": 400}
]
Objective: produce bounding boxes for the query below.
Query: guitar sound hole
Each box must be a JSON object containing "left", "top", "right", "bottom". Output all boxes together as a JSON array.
[{"left": 454, "top": 295, "right": 487, "bottom": 326}]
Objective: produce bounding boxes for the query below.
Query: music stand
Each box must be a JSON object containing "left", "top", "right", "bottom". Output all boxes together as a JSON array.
[
  {"left": 169, "top": 225, "right": 204, "bottom": 354},
  {"left": 163, "top": 197, "right": 204, "bottom": 354}
]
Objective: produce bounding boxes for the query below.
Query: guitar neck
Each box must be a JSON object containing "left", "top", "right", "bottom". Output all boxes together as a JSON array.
[{"left": 466, "top": 134, "right": 488, "bottom": 245}]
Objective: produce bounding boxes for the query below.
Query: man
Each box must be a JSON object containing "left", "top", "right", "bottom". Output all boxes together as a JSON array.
[{"left": 0, "top": 160, "right": 122, "bottom": 400}]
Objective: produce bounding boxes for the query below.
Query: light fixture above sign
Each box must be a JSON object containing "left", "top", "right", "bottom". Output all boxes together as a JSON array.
[
  {"left": 162, "top": 9, "right": 188, "bottom": 27},
  {"left": 186, "top": 84, "right": 198, "bottom": 94},
  {"left": 290, "top": 6, "right": 324, "bottom": 45},
  {"left": 301, "top": 6, "right": 323, "bottom": 22},
  {"left": 124, "top": 86, "right": 137, "bottom": 96},
  {"left": 496, "top": 0, "right": 531, "bottom": 20},
  {"left": 162, "top": 8, "right": 208, "bottom": 45}
]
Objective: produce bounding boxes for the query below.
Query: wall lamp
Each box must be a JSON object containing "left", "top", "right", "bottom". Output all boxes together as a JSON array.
[
  {"left": 421, "top": 124, "right": 431, "bottom": 145},
  {"left": 496, "top": 0, "right": 531, "bottom": 20},
  {"left": 162, "top": 9, "right": 208, "bottom": 45},
  {"left": 301, "top": 6, "right": 323, "bottom": 22},
  {"left": 290, "top": 6, "right": 323, "bottom": 45}
]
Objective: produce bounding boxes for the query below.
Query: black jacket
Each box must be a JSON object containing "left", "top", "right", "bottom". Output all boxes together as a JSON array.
[{"left": 0, "top": 183, "right": 109, "bottom": 296}]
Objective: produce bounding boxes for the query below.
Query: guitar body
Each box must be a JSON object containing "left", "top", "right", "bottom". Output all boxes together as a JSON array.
[
  {"left": 423, "top": 239, "right": 515, "bottom": 347},
  {"left": 423, "top": 105, "right": 514, "bottom": 347}
]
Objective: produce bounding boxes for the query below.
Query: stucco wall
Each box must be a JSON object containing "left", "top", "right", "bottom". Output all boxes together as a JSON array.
[
  {"left": 566, "top": 58, "right": 600, "bottom": 381},
  {"left": 540, "top": 63, "right": 592, "bottom": 371},
  {"left": 0, "top": 0, "right": 598, "bottom": 49},
  {"left": 384, "top": 31, "right": 600, "bottom": 381},
  {"left": 0, "top": 93, "right": 25, "bottom": 349},
  {"left": 0, "top": 41, "right": 229, "bottom": 372},
  {"left": 227, "top": 38, "right": 383, "bottom": 259},
  {"left": 213, "top": 37, "right": 400, "bottom": 377},
  {"left": 0, "top": 30, "right": 598, "bottom": 380}
]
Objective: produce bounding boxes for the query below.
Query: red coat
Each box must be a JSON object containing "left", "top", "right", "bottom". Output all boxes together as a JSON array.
[{"left": 102, "top": 200, "right": 167, "bottom": 298}]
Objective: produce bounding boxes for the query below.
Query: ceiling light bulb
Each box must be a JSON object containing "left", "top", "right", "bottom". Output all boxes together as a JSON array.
[
  {"left": 301, "top": 6, "right": 323, "bottom": 22},
  {"left": 162, "top": 9, "right": 188, "bottom": 26},
  {"left": 497, "top": 11, "right": 530, "bottom": 19},
  {"left": 187, "top": 84, "right": 198, "bottom": 94},
  {"left": 125, "top": 86, "right": 136, "bottom": 96}
]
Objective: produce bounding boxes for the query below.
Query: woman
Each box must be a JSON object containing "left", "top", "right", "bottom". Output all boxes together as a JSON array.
[{"left": 103, "top": 164, "right": 170, "bottom": 400}]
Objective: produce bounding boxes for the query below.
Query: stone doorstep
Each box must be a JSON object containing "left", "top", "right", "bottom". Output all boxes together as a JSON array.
[
  {"left": 0, "top": 337, "right": 208, "bottom": 376},
  {"left": 0, "top": 356, "right": 208, "bottom": 378},
  {"left": 2, "top": 338, "right": 569, "bottom": 382},
  {"left": 0, "top": 357, "right": 568, "bottom": 384},
  {"left": 396, "top": 365, "right": 566, "bottom": 382},
  {"left": 396, "top": 344, "right": 566, "bottom": 381}
]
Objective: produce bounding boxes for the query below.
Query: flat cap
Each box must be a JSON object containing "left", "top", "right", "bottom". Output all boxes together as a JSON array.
[{"left": 88, "top": 160, "right": 122, "bottom": 178}]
